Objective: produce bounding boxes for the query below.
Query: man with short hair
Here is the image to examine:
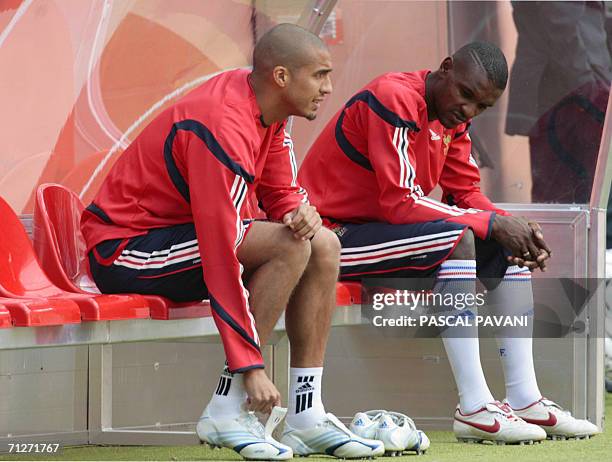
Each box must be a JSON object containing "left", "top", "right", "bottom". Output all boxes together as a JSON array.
[
  {"left": 299, "top": 41, "right": 600, "bottom": 444},
  {"left": 81, "top": 23, "right": 383, "bottom": 460}
]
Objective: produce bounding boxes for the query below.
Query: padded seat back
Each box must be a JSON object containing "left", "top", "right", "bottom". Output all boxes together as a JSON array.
[
  {"left": 34, "top": 183, "right": 90, "bottom": 292},
  {"left": 0, "top": 196, "right": 55, "bottom": 296}
]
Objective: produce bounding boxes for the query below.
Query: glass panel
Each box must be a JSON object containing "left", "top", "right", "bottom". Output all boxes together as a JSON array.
[
  {"left": 448, "top": 1, "right": 610, "bottom": 204},
  {"left": 291, "top": 0, "right": 612, "bottom": 205},
  {"left": 292, "top": 0, "right": 448, "bottom": 170},
  {"left": 0, "top": 0, "right": 311, "bottom": 212}
]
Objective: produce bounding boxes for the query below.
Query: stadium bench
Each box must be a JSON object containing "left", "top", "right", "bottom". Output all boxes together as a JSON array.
[
  {"left": 0, "top": 186, "right": 363, "bottom": 445},
  {"left": 0, "top": 296, "right": 81, "bottom": 327},
  {"left": 0, "top": 194, "right": 150, "bottom": 322},
  {"left": 33, "top": 183, "right": 209, "bottom": 320}
]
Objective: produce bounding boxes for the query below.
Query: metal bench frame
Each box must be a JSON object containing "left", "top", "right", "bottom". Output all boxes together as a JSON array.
[{"left": 0, "top": 305, "right": 362, "bottom": 446}]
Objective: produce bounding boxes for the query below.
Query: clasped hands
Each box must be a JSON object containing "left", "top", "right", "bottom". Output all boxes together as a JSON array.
[{"left": 492, "top": 215, "right": 552, "bottom": 272}]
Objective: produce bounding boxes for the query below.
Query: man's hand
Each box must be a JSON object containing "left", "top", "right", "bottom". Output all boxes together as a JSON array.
[
  {"left": 506, "top": 221, "right": 552, "bottom": 272},
  {"left": 528, "top": 221, "right": 552, "bottom": 257},
  {"left": 243, "top": 368, "right": 281, "bottom": 414},
  {"left": 507, "top": 250, "right": 550, "bottom": 272},
  {"left": 283, "top": 204, "right": 322, "bottom": 240},
  {"left": 492, "top": 215, "right": 551, "bottom": 272}
]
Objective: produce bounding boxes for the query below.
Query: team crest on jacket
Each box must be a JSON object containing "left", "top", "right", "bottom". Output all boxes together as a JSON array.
[{"left": 443, "top": 135, "right": 452, "bottom": 156}]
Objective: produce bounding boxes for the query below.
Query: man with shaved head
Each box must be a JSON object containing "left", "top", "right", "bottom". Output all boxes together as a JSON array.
[
  {"left": 81, "top": 23, "right": 383, "bottom": 460},
  {"left": 300, "top": 41, "right": 599, "bottom": 444}
]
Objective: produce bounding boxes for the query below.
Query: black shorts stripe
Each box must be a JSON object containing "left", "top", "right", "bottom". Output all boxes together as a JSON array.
[
  {"left": 89, "top": 221, "right": 254, "bottom": 304},
  {"left": 333, "top": 220, "right": 510, "bottom": 286},
  {"left": 89, "top": 223, "right": 207, "bottom": 303},
  {"left": 338, "top": 221, "right": 466, "bottom": 278}
]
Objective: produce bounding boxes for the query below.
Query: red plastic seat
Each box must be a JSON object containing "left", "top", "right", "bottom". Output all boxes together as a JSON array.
[
  {"left": 33, "top": 184, "right": 209, "bottom": 320},
  {"left": 335, "top": 282, "right": 353, "bottom": 306},
  {"left": 340, "top": 281, "right": 363, "bottom": 304},
  {"left": 148, "top": 300, "right": 212, "bottom": 320},
  {"left": 0, "top": 296, "right": 80, "bottom": 327},
  {"left": 0, "top": 194, "right": 149, "bottom": 321},
  {"left": 32, "top": 183, "right": 358, "bottom": 318},
  {"left": 33, "top": 183, "right": 90, "bottom": 293},
  {"left": 0, "top": 302, "right": 12, "bottom": 328}
]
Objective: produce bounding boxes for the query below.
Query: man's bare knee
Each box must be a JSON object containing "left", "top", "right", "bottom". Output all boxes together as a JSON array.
[
  {"left": 449, "top": 228, "right": 475, "bottom": 260},
  {"left": 276, "top": 231, "right": 312, "bottom": 268},
  {"left": 307, "top": 228, "right": 341, "bottom": 277},
  {"left": 238, "top": 222, "right": 311, "bottom": 274}
]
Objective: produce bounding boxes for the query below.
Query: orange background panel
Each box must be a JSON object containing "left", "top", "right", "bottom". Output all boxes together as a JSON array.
[
  {"left": 100, "top": 12, "right": 220, "bottom": 133},
  {"left": 0, "top": 0, "right": 74, "bottom": 212},
  {"left": 0, "top": 1, "right": 551, "bottom": 214},
  {"left": 0, "top": 0, "right": 262, "bottom": 213}
]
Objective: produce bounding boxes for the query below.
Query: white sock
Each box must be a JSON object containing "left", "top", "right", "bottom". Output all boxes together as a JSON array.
[
  {"left": 286, "top": 367, "right": 326, "bottom": 429},
  {"left": 204, "top": 363, "right": 247, "bottom": 420},
  {"left": 436, "top": 260, "right": 495, "bottom": 413},
  {"left": 488, "top": 266, "right": 541, "bottom": 409}
]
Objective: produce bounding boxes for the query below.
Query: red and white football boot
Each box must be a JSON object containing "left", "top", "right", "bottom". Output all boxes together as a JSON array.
[
  {"left": 506, "top": 398, "right": 600, "bottom": 440},
  {"left": 454, "top": 401, "right": 546, "bottom": 445}
]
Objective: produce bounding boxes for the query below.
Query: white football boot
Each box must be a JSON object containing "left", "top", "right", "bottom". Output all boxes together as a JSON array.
[
  {"left": 350, "top": 410, "right": 429, "bottom": 456},
  {"left": 411, "top": 429, "right": 430, "bottom": 455},
  {"left": 197, "top": 405, "right": 292, "bottom": 460},
  {"left": 507, "top": 398, "right": 601, "bottom": 440},
  {"left": 281, "top": 412, "right": 384, "bottom": 458},
  {"left": 454, "top": 401, "right": 546, "bottom": 445},
  {"left": 350, "top": 410, "right": 386, "bottom": 439},
  {"left": 386, "top": 412, "right": 430, "bottom": 455}
]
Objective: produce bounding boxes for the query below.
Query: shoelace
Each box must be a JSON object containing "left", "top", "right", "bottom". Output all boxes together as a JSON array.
[
  {"left": 487, "top": 402, "right": 519, "bottom": 422},
  {"left": 387, "top": 411, "right": 417, "bottom": 430},
  {"left": 238, "top": 412, "right": 266, "bottom": 438},
  {"left": 540, "top": 398, "right": 570, "bottom": 416},
  {"left": 236, "top": 406, "right": 287, "bottom": 441},
  {"left": 264, "top": 407, "right": 287, "bottom": 438},
  {"left": 364, "top": 409, "right": 388, "bottom": 421},
  {"left": 360, "top": 409, "right": 419, "bottom": 432}
]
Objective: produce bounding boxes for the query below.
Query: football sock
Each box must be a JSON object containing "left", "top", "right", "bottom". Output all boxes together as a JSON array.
[
  {"left": 487, "top": 266, "right": 541, "bottom": 409},
  {"left": 286, "top": 367, "right": 327, "bottom": 429},
  {"left": 436, "top": 259, "right": 495, "bottom": 413},
  {"left": 205, "top": 363, "right": 247, "bottom": 420}
]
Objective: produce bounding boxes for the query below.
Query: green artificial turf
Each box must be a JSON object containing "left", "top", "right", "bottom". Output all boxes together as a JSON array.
[{"left": 2, "top": 394, "right": 610, "bottom": 462}]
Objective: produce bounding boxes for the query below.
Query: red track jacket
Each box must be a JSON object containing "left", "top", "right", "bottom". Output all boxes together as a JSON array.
[
  {"left": 82, "top": 69, "right": 307, "bottom": 372},
  {"left": 299, "top": 70, "right": 508, "bottom": 239}
]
